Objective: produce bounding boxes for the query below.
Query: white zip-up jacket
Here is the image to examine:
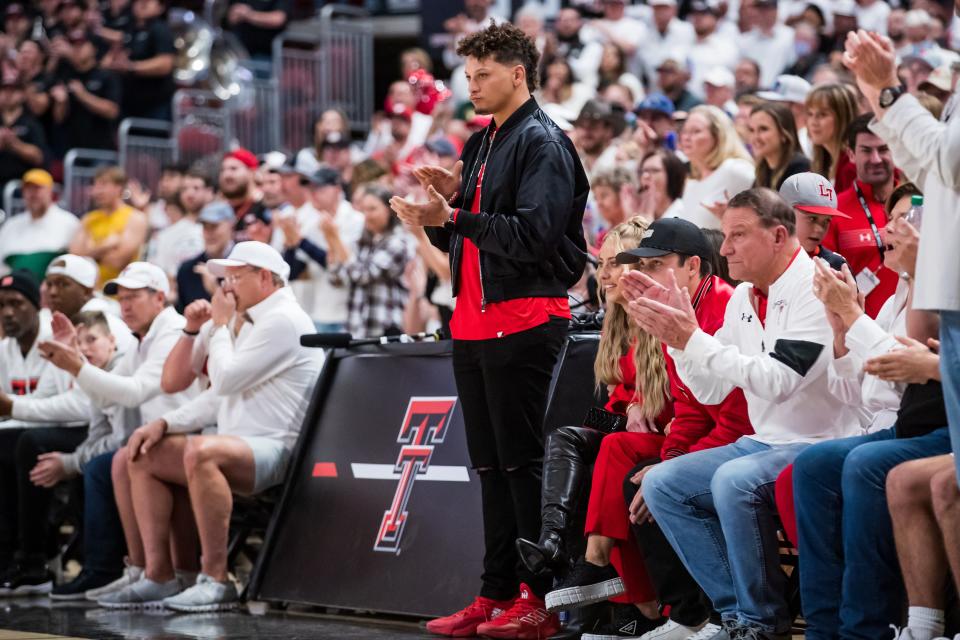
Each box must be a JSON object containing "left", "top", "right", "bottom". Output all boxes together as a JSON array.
[{"left": 668, "top": 249, "right": 862, "bottom": 445}]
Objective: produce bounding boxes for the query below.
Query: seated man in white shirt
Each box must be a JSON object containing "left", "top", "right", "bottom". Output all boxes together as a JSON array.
[
  {"left": 625, "top": 188, "right": 861, "bottom": 639},
  {"left": 36, "top": 262, "right": 201, "bottom": 603},
  {"left": 108, "top": 242, "right": 321, "bottom": 611}
]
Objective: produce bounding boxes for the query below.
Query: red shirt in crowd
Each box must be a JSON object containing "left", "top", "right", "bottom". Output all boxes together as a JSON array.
[
  {"left": 605, "top": 343, "right": 675, "bottom": 429},
  {"left": 824, "top": 179, "right": 898, "bottom": 318},
  {"left": 449, "top": 128, "right": 571, "bottom": 341},
  {"left": 659, "top": 274, "right": 753, "bottom": 460},
  {"left": 833, "top": 152, "right": 857, "bottom": 195}
]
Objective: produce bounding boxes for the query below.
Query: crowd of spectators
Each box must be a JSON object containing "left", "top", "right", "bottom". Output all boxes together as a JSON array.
[
  {"left": 1, "top": 0, "right": 960, "bottom": 638},
  {"left": 0, "top": 0, "right": 294, "bottom": 194}
]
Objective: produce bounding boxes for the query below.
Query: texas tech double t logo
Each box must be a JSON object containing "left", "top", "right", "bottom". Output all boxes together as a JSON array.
[{"left": 374, "top": 397, "right": 458, "bottom": 553}]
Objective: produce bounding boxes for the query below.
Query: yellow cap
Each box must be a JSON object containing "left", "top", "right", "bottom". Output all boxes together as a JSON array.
[{"left": 22, "top": 169, "right": 53, "bottom": 187}]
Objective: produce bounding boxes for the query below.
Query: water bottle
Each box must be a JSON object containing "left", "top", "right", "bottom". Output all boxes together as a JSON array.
[{"left": 904, "top": 194, "right": 923, "bottom": 229}]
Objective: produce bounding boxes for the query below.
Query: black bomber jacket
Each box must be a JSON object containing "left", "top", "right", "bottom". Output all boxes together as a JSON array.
[{"left": 425, "top": 97, "right": 589, "bottom": 307}]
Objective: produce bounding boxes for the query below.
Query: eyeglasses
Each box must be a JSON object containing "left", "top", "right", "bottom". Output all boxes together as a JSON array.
[{"left": 222, "top": 267, "right": 259, "bottom": 284}]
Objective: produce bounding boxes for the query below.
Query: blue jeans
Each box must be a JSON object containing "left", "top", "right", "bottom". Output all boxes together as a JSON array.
[
  {"left": 793, "top": 426, "right": 952, "bottom": 639},
  {"left": 643, "top": 436, "right": 809, "bottom": 634},
  {"left": 941, "top": 310, "right": 960, "bottom": 481},
  {"left": 81, "top": 451, "right": 126, "bottom": 574}
]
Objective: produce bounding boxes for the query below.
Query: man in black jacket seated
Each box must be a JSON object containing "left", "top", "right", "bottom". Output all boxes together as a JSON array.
[{"left": 391, "top": 20, "right": 588, "bottom": 640}]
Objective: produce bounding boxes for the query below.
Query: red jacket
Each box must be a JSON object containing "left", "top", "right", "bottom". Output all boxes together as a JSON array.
[
  {"left": 659, "top": 275, "right": 753, "bottom": 460},
  {"left": 825, "top": 179, "right": 898, "bottom": 319},
  {"left": 605, "top": 343, "right": 674, "bottom": 430}
]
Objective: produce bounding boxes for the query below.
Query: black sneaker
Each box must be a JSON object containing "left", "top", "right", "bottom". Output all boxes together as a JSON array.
[
  {"left": 0, "top": 562, "right": 54, "bottom": 597},
  {"left": 581, "top": 603, "right": 665, "bottom": 639},
  {"left": 50, "top": 568, "right": 120, "bottom": 601},
  {"left": 544, "top": 558, "right": 626, "bottom": 612}
]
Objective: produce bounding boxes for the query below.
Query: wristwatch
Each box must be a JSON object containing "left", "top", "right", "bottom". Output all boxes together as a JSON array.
[
  {"left": 879, "top": 84, "right": 907, "bottom": 109},
  {"left": 443, "top": 210, "right": 457, "bottom": 232}
]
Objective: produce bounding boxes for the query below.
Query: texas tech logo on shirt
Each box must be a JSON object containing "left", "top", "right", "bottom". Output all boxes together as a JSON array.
[{"left": 10, "top": 377, "right": 39, "bottom": 396}]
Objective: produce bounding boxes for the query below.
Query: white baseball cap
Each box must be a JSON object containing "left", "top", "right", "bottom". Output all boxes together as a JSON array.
[
  {"left": 46, "top": 254, "right": 98, "bottom": 289},
  {"left": 703, "top": 66, "right": 735, "bottom": 89},
  {"left": 757, "top": 75, "right": 813, "bottom": 104},
  {"left": 207, "top": 241, "right": 290, "bottom": 283},
  {"left": 103, "top": 262, "right": 170, "bottom": 296}
]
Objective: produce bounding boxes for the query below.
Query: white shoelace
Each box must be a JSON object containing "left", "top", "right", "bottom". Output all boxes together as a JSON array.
[{"left": 686, "top": 623, "right": 723, "bottom": 640}]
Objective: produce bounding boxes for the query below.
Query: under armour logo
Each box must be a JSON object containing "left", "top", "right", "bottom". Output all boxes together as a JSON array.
[
  {"left": 741, "top": 313, "right": 753, "bottom": 322},
  {"left": 859, "top": 232, "right": 873, "bottom": 243}
]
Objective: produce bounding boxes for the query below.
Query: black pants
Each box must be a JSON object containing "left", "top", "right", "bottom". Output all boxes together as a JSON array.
[
  {"left": 0, "top": 426, "right": 87, "bottom": 567},
  {"left": 453, "top": 316, "right": 567, "bottom": 600},
  {"left": 624, "top": 459, "right": 713, "bottom": 626}
]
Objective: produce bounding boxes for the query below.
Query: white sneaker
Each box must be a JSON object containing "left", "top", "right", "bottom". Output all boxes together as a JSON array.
[
  {"left": 175, "top": 570, "right": 198, "bottom": 590},
  {"left": 162, "top": 573, "right": 238, "bottom": 612},
  {"left": 637, "top": 619, "right": 708, "bottom": 640},
  {"left": 97, "top": 576, "right": 182, "bottom": 609},
  {"left": 85, "top": 562, "right": 143, "bottom": 602},
  {"left": 685, "top": 623, "right": 729, "bottom": 640}
]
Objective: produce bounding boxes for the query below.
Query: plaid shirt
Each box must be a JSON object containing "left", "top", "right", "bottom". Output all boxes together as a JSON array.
[{"left": 330, "top": 228, "right": 414, "bottom": 338}]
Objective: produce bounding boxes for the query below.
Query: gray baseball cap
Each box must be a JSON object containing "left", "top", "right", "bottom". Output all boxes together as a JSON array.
[
  {"left": 778, "top": 173, "right": 850, "bottom": 218},
  {"left": 198, "top": 201, "right": 236, "bottom": 224}
]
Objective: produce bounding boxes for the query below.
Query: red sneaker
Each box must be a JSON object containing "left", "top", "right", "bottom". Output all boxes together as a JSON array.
[
  {"left": 425, "top": 595, "right": 513, "bottom": 637},
  {"left": 476, "top": 584, "right": 561, "bottom": 640}
]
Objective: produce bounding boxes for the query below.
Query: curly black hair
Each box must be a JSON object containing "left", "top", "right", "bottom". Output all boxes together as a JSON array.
[{"left": 456, "top": 20, "right": 540, "bottom": 93}]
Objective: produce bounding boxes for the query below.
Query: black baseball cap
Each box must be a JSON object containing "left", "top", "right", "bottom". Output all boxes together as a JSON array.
[
  {"left": 0, "top": 270, "right": 40, "bottom": 308},
  {"left": 304, "top": 165, "right": 342, "bottom": 188},
  {"left": 616, "top": 218, "right": 712, "bottom": 263}
]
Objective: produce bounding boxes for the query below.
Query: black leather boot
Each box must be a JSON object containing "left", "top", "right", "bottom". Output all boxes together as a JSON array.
[{"left": 517, "top": 426, "right": 604, "bottom": 575}]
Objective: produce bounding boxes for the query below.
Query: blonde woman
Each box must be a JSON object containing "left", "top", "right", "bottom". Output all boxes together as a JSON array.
[
  {"left": 514, "top": 218, "right": 672, "bottom": 629},
  {"left": 805, "top": 83, "right": 858, "bottom": 193},
  {"left": 677, "top": 105, "right": 755, "bottom": 230}
]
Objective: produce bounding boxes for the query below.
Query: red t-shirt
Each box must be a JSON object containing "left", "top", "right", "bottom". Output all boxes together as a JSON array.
[
  {"left": 449, "top": 128, "right": 571, "bottom": 341},
  {"left": 825, "top": 180, "right": 898, "bottom": 319}
]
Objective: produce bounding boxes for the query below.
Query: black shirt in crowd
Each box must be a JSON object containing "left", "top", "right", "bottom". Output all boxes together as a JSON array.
[
  {"left": 227, "top": 0, "right": 291, "bottom": 58},
  {"left": 120, "top": 17, "right": 176, "bottom": 118},
  {"left": 0, "top": 110, "right": 47, "bottom": 189},
  {"left": 176, "top": 250, "right": 213, "bottom": 312},
  {"left": 59, "top": 67, "right": 121, "bottom": 150}
]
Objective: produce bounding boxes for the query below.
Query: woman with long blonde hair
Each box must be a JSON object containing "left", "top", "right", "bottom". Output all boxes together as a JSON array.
[
  {"left": 516, "top": 217, "right": 672, "bottom": 629},
  {"left": 678, "top": 105, "right": 755, "bottom": 230},
  {"left": 805, "top": 83, "right": 858, "bottom": 192}
]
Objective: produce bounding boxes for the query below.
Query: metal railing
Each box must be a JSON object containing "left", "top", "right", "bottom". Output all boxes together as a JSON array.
[
  {"left": 273, "top": 5, "right": 373, "bottom": 153},
  {"left": 3, "top": 180, "right": 21, "bottom": 220},
  {"left": 172, "top": 89, "right": 232, "bottom": 168},
  {"left": 227, "top": 68, "right": 281, "bottom": 155},
  {"left": 107, "top": 7, "right": 371, "bottom": 192},
  {"left": 62, "top": 149, "right": 120, "bottom": 216},
  {"left": 119, "top": 119, "right": 175, "bottom": 194}
]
